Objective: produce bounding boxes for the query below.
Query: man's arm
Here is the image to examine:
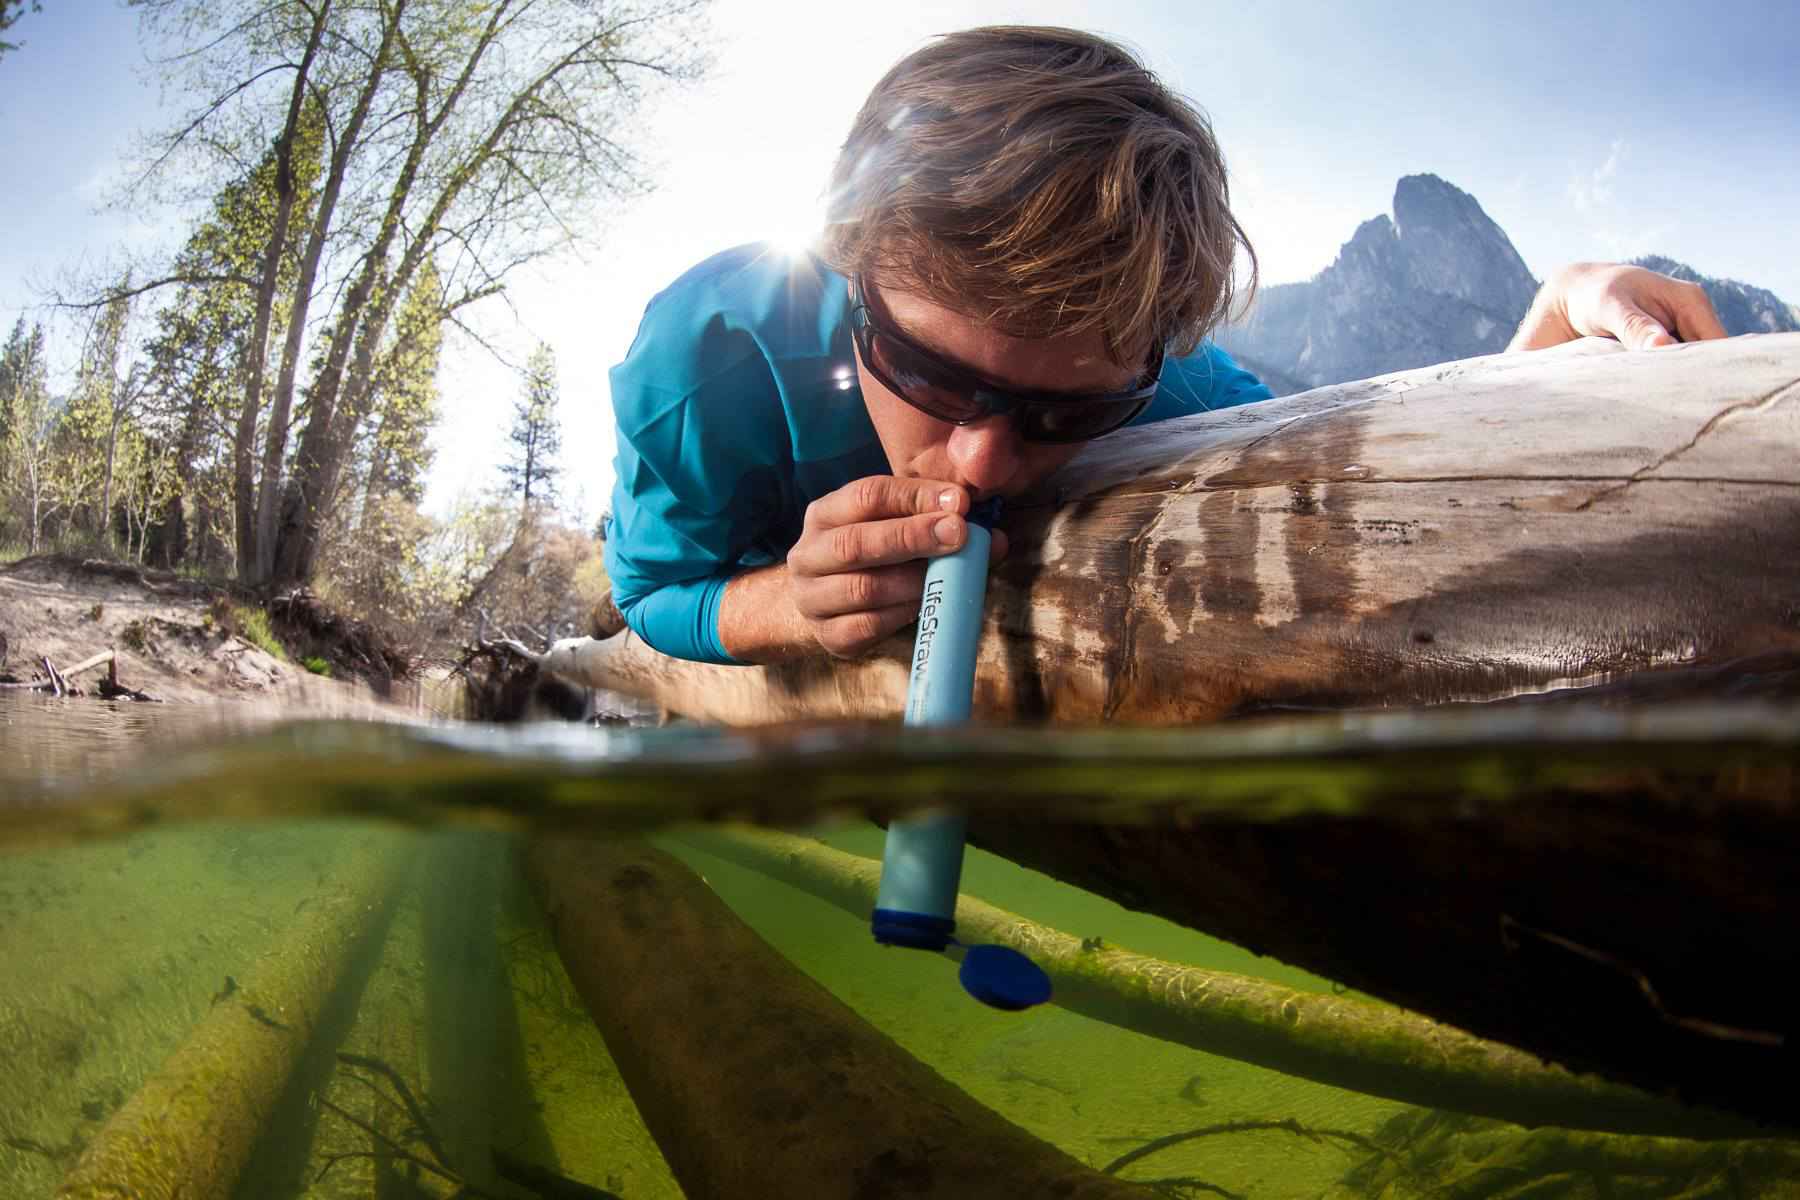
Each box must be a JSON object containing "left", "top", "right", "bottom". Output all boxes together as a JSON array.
[{"left": 1509, "top": 262, "right": 1728, "bottom": 352}]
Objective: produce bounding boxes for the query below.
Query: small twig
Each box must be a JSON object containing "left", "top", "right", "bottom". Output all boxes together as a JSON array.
[
  {"left": 40, "top": 656, "right": 66, "bottom": 698},
  {"left": 1144, "top": 1177, "right": 1247, "bottom": 1200},
  {"left": 313, "top": 1096, "right": 506, "bottom": 1200},
  {"left": 1103, "top": 1118, "right": 1387, "bottom": 1176},
  {"left": 335, "top": 1051, "right": 452, "bottom": 1169}
]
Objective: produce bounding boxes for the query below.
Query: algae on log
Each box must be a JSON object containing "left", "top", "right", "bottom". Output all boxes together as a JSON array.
[
  {"left": 55, "top": 836, "right": 411, "bottom": 1200},
  {"left": 524, "top": 835, "right": 1151, "bottom": 1200},
  {"left": 672, "top": 826, "right": 1760, "bottom": 1140},
  {"left": 541, "top": 333, "right": 1800, "bottom": 722}
]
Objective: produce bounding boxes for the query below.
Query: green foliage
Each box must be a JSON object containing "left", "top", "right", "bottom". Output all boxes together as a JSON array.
[
  {"left": 361, "top": 258, "right": 444, "bottom": 507},
  {"left": 0, "top": 0, "right": 41, "bottom": 58},
  {"left": 301, "top": 655, "right": 331, "bottom": 677},
  {"left": 230, "top": 604, "right": 287, "bottom": 660}
]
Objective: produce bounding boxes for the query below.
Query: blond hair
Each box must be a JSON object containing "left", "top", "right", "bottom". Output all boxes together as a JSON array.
[{"left": 820, "top": 26, "right": 1256, "bottom": 362}]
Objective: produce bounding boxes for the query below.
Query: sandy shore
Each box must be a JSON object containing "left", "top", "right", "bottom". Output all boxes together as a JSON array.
[{"left": 0, "top": 555, "right": 418, "bottom": 712}]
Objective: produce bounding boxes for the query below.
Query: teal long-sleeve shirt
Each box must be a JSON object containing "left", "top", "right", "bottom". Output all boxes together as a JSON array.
[{"left": 604, "top": 244, "right": 1273, "bottom": 665}]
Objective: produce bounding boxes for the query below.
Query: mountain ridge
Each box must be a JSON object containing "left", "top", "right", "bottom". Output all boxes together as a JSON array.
[{"left": 1218, "top": 174, "right": 1798, "bottom": 396}]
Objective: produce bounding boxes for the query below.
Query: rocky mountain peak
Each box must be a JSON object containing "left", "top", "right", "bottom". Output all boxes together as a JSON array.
[
  {"left": 1219, "top": 175, "right": 1539, "bottom": 393},
  {"left": 1390, "top": 175, "right": 1539, "bottom": 317},
  {"left": 1215, "top": 175, "right": 1797, "bottom": 398}
]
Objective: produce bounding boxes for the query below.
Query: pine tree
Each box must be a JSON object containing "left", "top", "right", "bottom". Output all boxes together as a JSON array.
[{"left": 501, "top": 344, "right": 562, "bottom": 513}]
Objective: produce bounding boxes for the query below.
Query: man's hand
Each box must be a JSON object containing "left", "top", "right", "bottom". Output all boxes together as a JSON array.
[
  {"left": 717, "top": 476, "right": 1008, "bottom": 663},
  {"left": 1508, "top": 262, "right": 1728, "bottom": 352},
  {"left": 787, "top": 476, "right": 1006, "bottom": 659}
]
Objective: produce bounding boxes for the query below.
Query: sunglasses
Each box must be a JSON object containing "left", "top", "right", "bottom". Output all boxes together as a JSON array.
[{"left": 849, "top": 275, "right": 1162, "bottom": 444}]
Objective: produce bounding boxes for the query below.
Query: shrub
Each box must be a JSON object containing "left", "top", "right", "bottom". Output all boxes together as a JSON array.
[
  {"left": 301, "top": 656, "right": 332, "bottom": 677},
  {"left": 231, "top": 605, "right": 287, "bottom": 660}
]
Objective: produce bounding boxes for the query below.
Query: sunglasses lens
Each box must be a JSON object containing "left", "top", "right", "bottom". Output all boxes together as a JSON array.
[
  {"left": 864, "top": 329, "right": 986, "bottom": 422},
  {"left": 1018, "top": 397, "right": 1148, "bottom": 443}
]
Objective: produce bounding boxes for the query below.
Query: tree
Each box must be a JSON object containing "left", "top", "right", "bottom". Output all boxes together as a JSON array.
[
  {"left": 98, "top": 0, "right": 705, "bottom": 586},
  {"left": 0, "top": 318, "right": 46, "bottom": 475},
  {"left": 0, "top": 323, "right": 63, "bottom": 554},
  {"left": 136, "top": 141, "right": 303, "bottom": 569},
  {"left": 501, "top": 343, "right": 560, "bottom": 512},
  {"left": 69, "top": 283, "right": 137, "bottom": 547},
  {"left": 0, "top": 0, "right": 41, "bottom": 60}
]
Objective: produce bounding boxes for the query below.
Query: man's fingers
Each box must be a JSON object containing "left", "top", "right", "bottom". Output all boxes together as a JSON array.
[
  {"left": 1669, "top": 285, "right": 1729, "bottom": 342},
  {"left": 805, "top": 476, "right": 966, "bottom": 532},
  {"left": 816, "top": 601, "right": 920, "bottom": 659},
  {"left": 1613, "top": 303, "right": 1676, "bottom": 350},
  {"left": 790, "top": 510, "right": 967, "bottom": 575},
  {"left": 801, "top": 562, "right": 927, "bottom": 619}
]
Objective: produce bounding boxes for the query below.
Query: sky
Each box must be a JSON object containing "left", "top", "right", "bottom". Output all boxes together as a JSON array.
[{"left": 2, "top": 0, "right": 1796, "bottom": 523}]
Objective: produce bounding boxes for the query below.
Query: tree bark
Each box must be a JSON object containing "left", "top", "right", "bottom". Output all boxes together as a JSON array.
[
  {"left": 540, "top": 334, "right": 1800, "bottom": 722},
  {"left": 252, "top": 0, "right": 401, "bottom": 584},
  {"left": 232, "top": 2, "right": 328, "bottom": 580},
  {"left": 270, "top": 4, "right": 510, "bottom": 588}
]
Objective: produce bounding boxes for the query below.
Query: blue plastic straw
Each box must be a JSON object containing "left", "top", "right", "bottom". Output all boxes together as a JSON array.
[{"left": 870, "top": 499, "right": 1051, "bottom": 1010}]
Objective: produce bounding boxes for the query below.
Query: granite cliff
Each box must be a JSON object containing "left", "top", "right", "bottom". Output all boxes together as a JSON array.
[{"left": 1220, "top": 174, "right": 1798, "bottom": 395}]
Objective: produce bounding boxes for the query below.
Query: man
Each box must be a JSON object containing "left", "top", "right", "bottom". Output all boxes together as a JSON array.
[{"left": 604, "top": 26, "right": 1726, "bottom": 667}]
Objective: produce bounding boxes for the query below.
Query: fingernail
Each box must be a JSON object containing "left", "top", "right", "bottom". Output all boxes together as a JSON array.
[
  {"left": 938, "top": 489, "right": 960, "bottom": 511},
  {"left": 934, "top": 515, "right": 962, "bottom": 545}
]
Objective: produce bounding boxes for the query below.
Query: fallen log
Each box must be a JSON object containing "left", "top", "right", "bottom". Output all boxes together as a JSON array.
[
  {"left": 55, "top": 836, "right": 411, "bottom": 1200},
  {"left": 671, "top": 826, "right": 1759, "bottom": 1139},
  {"left": 541, "top": 333, "right": 1800, "bottom": 722},
  {"left": 525, "top": 834, "right": 1153, "bottom": 1200}
]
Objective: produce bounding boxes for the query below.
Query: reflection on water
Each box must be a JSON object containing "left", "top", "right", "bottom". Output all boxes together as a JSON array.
[{"left": 1, "top": 693, "right": 1797, "bottom": 1198}]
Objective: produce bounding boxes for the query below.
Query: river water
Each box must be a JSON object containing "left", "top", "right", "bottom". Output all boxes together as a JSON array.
[{"left": 1, "top": 691, "right": 1796, "bottom": 1200}]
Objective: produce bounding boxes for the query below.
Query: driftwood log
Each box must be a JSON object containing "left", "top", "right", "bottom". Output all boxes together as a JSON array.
[
  {"left": 543, "top": 333, "right": 1800, "bottom": 721},
  {"left": 525, "top": 835, "right": 1151, "bottom": 1200}
]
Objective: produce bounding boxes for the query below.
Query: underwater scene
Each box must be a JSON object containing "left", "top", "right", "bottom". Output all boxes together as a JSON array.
[{"left": 1, "top": 691, "right": 1797, "bottom": 1200}]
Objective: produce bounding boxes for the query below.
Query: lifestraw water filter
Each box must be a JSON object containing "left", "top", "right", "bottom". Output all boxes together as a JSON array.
[{"left": 870, "top": 499, "right": 1052, "bottom": 1011}]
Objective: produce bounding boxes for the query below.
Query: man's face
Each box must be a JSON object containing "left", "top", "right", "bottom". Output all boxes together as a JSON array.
[{"left": 851, "top": 282, "right": 1142, "bottom": 498}]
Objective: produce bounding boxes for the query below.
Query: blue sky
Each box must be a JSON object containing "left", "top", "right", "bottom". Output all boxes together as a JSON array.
[{"left": 3, "top": 0, "right": 1795, "bottom": 517}]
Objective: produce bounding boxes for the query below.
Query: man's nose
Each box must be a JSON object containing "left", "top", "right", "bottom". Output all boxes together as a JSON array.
[{"left": 945, "top": 414, "right": 1024, "bottom": 493}]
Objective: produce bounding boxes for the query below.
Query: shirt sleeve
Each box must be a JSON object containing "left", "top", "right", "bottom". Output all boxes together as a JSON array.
[
  {"left": 1133, "top": 341, "right": 1273, "bottom": 424},
  {"left": 604, "top": 286, "right": 790, "bottom": 666}
]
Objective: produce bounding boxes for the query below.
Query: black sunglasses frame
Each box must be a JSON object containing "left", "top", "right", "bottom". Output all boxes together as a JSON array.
[{"left": 848, "top": 275, "right": 1162, "bottom": 445}]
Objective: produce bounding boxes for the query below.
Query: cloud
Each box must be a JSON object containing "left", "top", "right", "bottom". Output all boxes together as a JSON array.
[{"left": 1568, "top": 139, "right": 1625, "bottom": 214}]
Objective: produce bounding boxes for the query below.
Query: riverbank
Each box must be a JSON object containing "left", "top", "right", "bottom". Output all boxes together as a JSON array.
[{"left": 0, "top": 555, "right": 421, "bottom": 711}]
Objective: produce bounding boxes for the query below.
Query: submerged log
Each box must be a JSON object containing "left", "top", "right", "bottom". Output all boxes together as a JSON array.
[
  {"left": 55, "top": 837, "right": 410, "bottom": 1200},
  {"left": 542, "top": 333, "right": 1800, "bottom": 722},
  {"left": 672, "top": 826, "right": 1759, "bottom": 1139},
  {"left": 958, "top": 752, "right": 1799, "bottom": 1132},
  {"left": 525, "top": 835, "right": 1151, "bottom": 1200}
]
